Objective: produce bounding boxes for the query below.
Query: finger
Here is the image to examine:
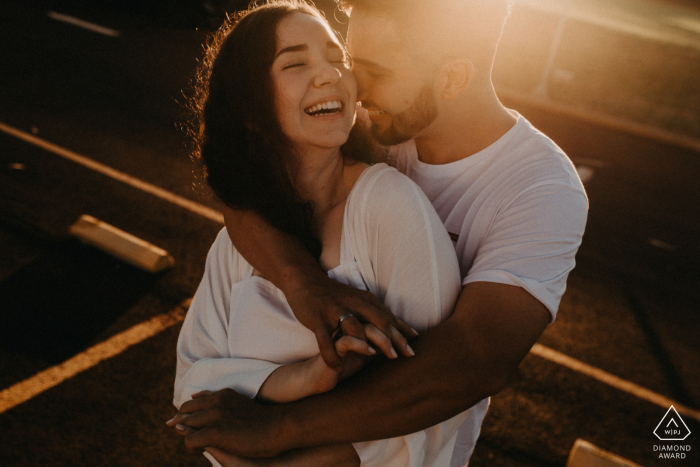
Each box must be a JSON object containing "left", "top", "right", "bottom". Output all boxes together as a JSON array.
[
  {"left": 354, "top": 298, "right": 416, "bottom": 355},
  {"left": 179, "top": 394, "right": 214, "bottom": 415},
  {"left": 395, "top": 317, "right": 419, "bottom": 338},
  {"left": 350, "top": 293, "right": 397, "bottom": 338},
  {"left": 339, "top": 314, "right": 366, "bottom": 342},
  {"left": 184, "top": 426, "right": 217, "bottom": 453},
  {"left": 334, "top": 335, "right": 377, "bottom": 358},
  {"left": 174, "top": 423, "right": 197, "bottom": 437},
  {"left": 166, "top": 412, "right": 185, "bottom": 427},
  {"left": 316, "top": 325, "right": 343, "bottom": 371},
  {"left": 192, "top": 390, "right": 214, "bottom": 399},
  {"left": 206, "top": 447, "right": 248, "bottom": 466},
  {"left": 390, "top": 325, "right": 415, "bottom": 357},
  {"left": 363, "top": 324, "right": 398, "bottom": 359},
  {"left": 177, "top": 409, "right": 219, "bottom": 429}
]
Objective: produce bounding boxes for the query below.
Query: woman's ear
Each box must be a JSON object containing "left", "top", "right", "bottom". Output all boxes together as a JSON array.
[{"left": 437, "top": 58, "right": 474, "bottom": 101}]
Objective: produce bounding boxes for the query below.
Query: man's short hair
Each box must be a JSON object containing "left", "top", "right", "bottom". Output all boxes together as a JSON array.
[{"left": 337, "top": 0, "right": 514, "bottom": 72}]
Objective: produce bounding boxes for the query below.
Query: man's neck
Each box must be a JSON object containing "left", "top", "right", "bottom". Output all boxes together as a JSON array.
[{"left": 414, "top": 83, "right": 517, "bottom": 165}]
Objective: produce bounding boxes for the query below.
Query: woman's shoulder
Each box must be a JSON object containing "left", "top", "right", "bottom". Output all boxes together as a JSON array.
[
  {"left": 349, "top": 163, "right": 430, "bottom": 216},
  {"left": 350, "top": 163, "right": 419, "bottom": 198},
  {"left": 205, "top": 228, "right": 254, "bottom": 282}
]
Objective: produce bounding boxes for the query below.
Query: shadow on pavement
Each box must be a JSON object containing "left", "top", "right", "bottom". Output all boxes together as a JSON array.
[{"left": 0, "top": 238, "right": 161, "bottom": 364}]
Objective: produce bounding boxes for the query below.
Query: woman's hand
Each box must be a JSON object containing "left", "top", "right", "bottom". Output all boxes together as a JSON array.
[
  {"left": 256, "top": 325, "right": 379, "bottom": 404},
  {"left": 306, "top": 327, "right": 378, "bottom": 395}
]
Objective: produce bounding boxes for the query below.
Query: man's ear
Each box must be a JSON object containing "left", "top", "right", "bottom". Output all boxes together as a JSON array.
[{"left": 437, "top": 58, "right": 474, "bottom": 101}]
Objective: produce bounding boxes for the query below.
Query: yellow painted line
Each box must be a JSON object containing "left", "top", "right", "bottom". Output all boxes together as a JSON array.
[
  {"left": 0, "top": 121, "right": 224, "bottom": 225},
  {"left": 0, "top": 300, "right": 190, "bottom": 414},
  {"left": 47, "top": 11, "right": 121, "bottom": 37},
  {"left": 531, "top": 343, "right": 700, "bottom": 422}
]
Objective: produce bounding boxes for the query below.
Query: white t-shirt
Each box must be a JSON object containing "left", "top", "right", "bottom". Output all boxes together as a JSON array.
[
  {"left": 388, "top": 112, "right": 588, "bottom": 466},
  {"left": 175, "top": 164, "right": 469, "bottom": 467}
]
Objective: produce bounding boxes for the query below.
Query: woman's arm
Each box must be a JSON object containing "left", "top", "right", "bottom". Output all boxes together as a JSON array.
[
  {"left": 255, "top": 333, "right": 375, "bottom": 404},
  {"left": 174, "top": 230, "right": 282, "bottom": 407}
]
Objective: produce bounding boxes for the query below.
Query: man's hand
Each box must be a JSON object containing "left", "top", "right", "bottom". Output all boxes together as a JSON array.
[
  {"left": 285, "top": 272, "right": 416, "bottom": 370},
  {"left": 167, "top": 389, "right": 286, "bottom": 458},
  {"left": 223, "top": 206, "right": 416, "bottom": 371}
]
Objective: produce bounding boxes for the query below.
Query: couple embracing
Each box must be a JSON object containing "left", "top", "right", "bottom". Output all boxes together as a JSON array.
[{"left": 168, "top": 0, "right": 588, "bottom": 465}]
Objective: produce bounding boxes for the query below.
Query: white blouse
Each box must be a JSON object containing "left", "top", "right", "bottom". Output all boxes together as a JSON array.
[{"left": 175, "top": 163, "right": 471, "bottom": 467}]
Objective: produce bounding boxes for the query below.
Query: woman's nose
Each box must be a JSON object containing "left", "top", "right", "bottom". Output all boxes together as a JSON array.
[{"left": 314, "top": 62, "right": 342, "bottom": 87}]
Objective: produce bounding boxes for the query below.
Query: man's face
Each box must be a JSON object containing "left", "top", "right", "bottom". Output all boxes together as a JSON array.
[{"left": 347, "top": 10, "right": 438, "bottom": 146}]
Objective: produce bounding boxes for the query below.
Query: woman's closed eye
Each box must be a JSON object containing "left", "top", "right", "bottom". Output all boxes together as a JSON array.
[{"left": 282, "top": 61, "right": 305, "bottom": 70}]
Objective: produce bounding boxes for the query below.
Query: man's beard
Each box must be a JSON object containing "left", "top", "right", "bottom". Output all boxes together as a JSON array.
[{"left": 371, "top": 83, "right": 438, "bottom": 146}]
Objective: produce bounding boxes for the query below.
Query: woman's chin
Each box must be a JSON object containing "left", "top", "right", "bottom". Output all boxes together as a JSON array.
[{"left": 298, "top": 131, "right": 352, "bottom": 151}]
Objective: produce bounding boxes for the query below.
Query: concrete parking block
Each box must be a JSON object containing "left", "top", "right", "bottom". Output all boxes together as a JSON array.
[
  {"left": 567, "top": 439, "right": 644, "bottom": 467},
  {"left": 69, "top": 214, "right": 174, "bottom": 273}
]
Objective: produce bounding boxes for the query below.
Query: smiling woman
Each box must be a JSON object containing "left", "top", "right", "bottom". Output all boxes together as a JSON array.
[
  {"left": 188, "top": 0, "right": 372, "bottom": 260},
  {"left": 175, "top": 1, "right": 466, "bottom": 466},
  {"left": 270, "top": 11, "right": 357, "bottom": 159}
]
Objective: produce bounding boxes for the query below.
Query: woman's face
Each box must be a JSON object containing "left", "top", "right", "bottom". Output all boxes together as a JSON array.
[{"left": 271, "top": 12, "right": 357, "bottom": 152}]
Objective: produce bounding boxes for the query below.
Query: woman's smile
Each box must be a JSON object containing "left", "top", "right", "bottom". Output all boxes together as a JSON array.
[
  {"left": 304, "top": 99, "right": 344, "bottom": 117},
  {"left": 272, "top": 12, "right": 357, "bottom": 150}
]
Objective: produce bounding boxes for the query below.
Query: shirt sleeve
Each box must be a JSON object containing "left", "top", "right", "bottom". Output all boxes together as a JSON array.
[
  {"left": 347, "top": 165, "right": 462, "bottom": 331},
  {"left": 346, "top": 166, "right": 463, "bottom": 467},
  {"left": 173, "top": 229, "right": 281, "bottom": 408},
  {"left": 463, "top": 181, "right": 588, "bottom": 321}
]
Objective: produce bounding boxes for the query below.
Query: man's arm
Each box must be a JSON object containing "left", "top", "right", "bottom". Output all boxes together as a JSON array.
[
  {"left": 223, "top": 207, "right": 415, "bottom": 370},
  {"left": 177, "top": 281, "right": 550, "bottom": 457}
]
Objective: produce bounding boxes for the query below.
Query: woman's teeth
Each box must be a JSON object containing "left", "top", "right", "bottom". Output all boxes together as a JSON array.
[{"left": 305, "top": 100, "right": 343, "bottom": 116}]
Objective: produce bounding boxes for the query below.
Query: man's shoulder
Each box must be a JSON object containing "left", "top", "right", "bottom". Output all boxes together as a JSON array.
[
  {"left": 504, "top": 116, "right": 566, "bottom": 162},
  {"left": 499, "top": 117, "right": 584, "bottom": 192}
]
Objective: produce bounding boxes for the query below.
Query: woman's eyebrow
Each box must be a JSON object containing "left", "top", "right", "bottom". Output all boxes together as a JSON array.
[
  {"left": 275, "top": 41, "right": 343, "bottom": 60},
  {"left": 274, "top": 44, "right": 308, "bottom": 59}
]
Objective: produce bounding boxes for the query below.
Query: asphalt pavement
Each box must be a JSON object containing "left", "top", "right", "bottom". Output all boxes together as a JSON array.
[{"left": 0, "top": 1, "right": 698, "bottom": 466}]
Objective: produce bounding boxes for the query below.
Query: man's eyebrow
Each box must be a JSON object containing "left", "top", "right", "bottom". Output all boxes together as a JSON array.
[{"left": 351, "top": 57, "right": 392, "bottom": 74}]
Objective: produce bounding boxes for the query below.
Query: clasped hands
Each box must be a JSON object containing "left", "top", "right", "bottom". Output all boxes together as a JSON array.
[{"left": 166, "top": 274, "right": 417, "bottom": 462}]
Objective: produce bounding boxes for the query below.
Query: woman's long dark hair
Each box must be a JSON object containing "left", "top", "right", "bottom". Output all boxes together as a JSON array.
[{"left": 189, "top": 0, "right": 353, "bottom": 260}]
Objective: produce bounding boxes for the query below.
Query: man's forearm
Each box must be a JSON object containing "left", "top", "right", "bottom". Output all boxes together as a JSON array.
[
  {"left": 273, "top": 282, "right": 551, "bottom": 451},
  {"left": 223, "top": 207, "right": 323, "bottom": 292},
  {"left": 277, "top": 314, "right": 488, "bottom": 449}
]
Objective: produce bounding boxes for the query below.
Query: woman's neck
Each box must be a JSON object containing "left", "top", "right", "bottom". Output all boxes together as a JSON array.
[
  {"left": 294, "top": 147, "right": 349, "bottom": 215},
  {"left": 293, "top": 146, "right": 369, "bottom": 271}
]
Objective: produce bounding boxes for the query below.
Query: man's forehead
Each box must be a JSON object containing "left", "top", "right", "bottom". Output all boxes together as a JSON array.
[{"left": 346, "top": 10, "right": 406, "bottom": 68}]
